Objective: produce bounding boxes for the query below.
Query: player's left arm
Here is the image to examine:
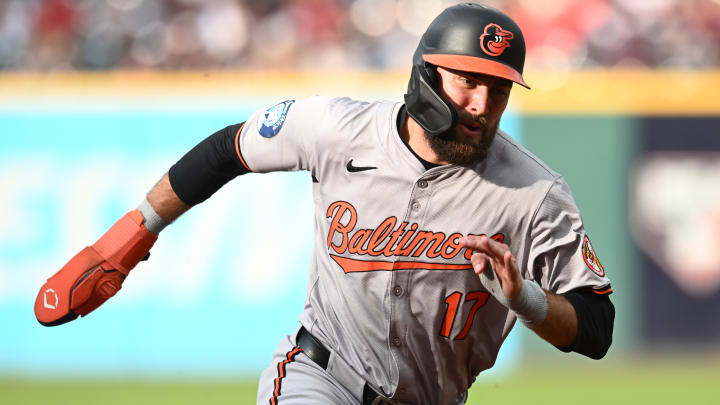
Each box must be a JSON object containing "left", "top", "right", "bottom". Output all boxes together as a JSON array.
[
  {"left": 460, "top": 235, "right": 614, "bottom": 358},
  {"left": 460, "top": 235, "right": 576, "bottom": 347}
]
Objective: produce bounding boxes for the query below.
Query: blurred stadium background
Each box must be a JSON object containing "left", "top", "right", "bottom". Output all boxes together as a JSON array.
[{"left": 1, "top": 0, "right": 719, "bottom": 404}]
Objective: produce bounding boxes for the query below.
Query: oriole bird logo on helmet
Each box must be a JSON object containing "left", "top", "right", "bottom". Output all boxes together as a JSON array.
[{"left": 480, "top": 23, "right": 514, "bottom": 57}]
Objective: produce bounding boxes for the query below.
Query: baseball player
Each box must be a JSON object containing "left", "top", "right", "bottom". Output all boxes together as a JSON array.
[{"left": 34, "top": 4, "right": 614, "bottom": 405}]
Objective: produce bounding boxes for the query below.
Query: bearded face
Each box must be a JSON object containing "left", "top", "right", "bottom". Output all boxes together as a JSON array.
[{"left": 424, "top": 110, "right": 499, "bottom": 167}]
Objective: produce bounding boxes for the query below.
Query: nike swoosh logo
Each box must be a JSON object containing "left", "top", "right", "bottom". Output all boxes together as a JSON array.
[{"left": 346, "top": 159, "right": 377, "bottom": 172}]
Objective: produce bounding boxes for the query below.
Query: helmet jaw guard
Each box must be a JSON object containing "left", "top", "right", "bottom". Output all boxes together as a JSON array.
[{"left": 404, "top": 3, "right": 528, "bottom": 137}]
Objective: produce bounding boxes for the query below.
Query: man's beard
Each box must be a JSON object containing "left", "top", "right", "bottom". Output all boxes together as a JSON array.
[{"left": 425, "top": 113, "right": 499, "bottom": 167}]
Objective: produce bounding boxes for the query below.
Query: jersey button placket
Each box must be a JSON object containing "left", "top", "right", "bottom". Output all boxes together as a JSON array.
[
  {"left": 410, "top": 177, "right": 432, "bottom": 215},
  {"left": 388, "top": 178, "right": 431, "bottom": 389}
]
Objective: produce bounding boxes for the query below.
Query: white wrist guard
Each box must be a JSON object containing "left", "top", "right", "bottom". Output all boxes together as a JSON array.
[
  {"left": 509, "top": 279, "right": 549, "bottom": 325},
  {"left": 477, "top": 265, "right": 549, "bottom": 325},
  {"left": 137, "top": 199, "right": 169, "bottom": 235}
]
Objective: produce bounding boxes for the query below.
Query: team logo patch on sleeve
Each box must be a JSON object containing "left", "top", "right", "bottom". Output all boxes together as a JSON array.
[
  {"left": 258, "top": 100, "right": 294, "bottom": 138},
  {"left": 582, "top": 235, "right": 605, "bottom": 277}
]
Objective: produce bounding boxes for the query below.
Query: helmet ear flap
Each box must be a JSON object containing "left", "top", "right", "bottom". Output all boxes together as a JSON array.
[
  {"left": 423, "top": 62, "right": 438, "bottom": 85},
  {"left": 404, "top": 64, "right": 457, "bottom": 136}
]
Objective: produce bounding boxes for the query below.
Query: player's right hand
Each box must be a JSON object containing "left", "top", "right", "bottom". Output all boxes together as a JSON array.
[{"left": 34, "top": 209, "right": 157, "bottom": 326}]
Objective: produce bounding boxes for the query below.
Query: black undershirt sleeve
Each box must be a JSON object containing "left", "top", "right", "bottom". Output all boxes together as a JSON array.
[
  {"left": 168, "top": 123, "right": 249, "bottom": 206},
  {"left": 556, "top": 288, "right": 615, "bottom": 360}
]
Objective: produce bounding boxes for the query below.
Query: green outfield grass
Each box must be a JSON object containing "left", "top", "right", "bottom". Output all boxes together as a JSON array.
[{"left": 2, "top": 359, "right": 718, "bottom": 405}]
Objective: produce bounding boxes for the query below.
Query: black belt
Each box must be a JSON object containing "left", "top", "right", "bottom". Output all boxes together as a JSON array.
[{"left": 296, "top": 326, "right": 396, "bottom": 405}]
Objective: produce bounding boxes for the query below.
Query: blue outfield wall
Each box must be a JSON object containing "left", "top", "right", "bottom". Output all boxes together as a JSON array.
[{"left": 0, "top": 105, "right": 523, "bottom": 376}]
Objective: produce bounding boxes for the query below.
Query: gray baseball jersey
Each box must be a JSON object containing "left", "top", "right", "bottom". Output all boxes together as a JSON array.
[{"left": 239, "top": 96, "right": 611, "bottom": 404}]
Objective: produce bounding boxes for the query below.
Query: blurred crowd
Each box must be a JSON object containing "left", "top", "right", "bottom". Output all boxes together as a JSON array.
[{"left": 1, "top": 0, "right": 719, "bottom": 71}]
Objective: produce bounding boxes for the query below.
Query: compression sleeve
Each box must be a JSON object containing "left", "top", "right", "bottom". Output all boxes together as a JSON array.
[
  {"left": 556, "top": 288, "right": 615, "bottom": 359},
  {"left": 168, "top": 123, "right": 249, "bottom": 206}
]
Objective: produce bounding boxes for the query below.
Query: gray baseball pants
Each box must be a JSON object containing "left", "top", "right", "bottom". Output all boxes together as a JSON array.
[{"left": 256, "top": 327, "right": 468, "bottom": 405}]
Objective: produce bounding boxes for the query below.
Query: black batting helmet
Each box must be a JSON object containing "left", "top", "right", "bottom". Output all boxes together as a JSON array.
[{"left": 404, "top": 3, "right": 529, "bottom": 136}]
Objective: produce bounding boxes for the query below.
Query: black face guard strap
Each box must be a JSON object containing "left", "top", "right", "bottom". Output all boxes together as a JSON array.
[{"left": 404, "top": 64, "right": 457, "bottom": 137}]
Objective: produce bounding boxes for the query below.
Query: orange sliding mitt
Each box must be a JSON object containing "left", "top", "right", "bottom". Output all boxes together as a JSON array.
[{"left": 34, "top": 209, "right": 157, "bottom": 326}]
